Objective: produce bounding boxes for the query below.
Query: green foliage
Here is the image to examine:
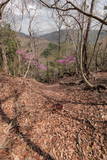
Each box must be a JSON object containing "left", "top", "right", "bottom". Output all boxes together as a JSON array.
[
  {"left": 48, "top": 42, "right": 58, "bottom": 50},
  {"left": 41, "top": 42, "right": 58, "bottom": 58},
  {"left": 0, "top": 24, "right": 19, "bottom": 74},
  {"left": 49, "top": 61, "right": 56, "bottom": 67},
  {"left": 40, "top": 41, "right": 77, "bottom": 83},
  {"left": 41, "top": 48, "right": 50, "bottom": 58}
]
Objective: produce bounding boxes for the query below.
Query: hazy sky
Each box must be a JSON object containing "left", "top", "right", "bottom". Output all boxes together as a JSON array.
[
  {"left": 4, "top": 0, "right": 107, "bottom": 35},
  {"left": 4, "top": 0, "right": 58, "bottom": 35}
]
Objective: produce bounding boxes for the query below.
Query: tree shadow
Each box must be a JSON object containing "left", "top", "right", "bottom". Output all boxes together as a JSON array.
[
  {"left": 42, "top": 94, "right": 107, "bottom": 106},
  {"left": 0, "top": 94, "right": 55, "bottom": 160}
]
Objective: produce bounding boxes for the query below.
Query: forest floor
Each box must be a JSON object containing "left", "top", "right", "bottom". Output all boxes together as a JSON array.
[{"left": 0, "top": 73, "right": 107, "bottom": 160}]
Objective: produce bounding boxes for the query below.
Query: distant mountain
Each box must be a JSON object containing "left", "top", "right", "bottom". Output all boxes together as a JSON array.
[
  {"left": 88, "top": 30, "right": 107, "bottom": 43},
  {"left": 40, "top": 30, "right": 107, "bottom": 43},
  {"left": 40, "top": 30, "right": 67, "bottom": 43},
  {"left": 17, "top": 32, "right": 29, "bottom": 38}
]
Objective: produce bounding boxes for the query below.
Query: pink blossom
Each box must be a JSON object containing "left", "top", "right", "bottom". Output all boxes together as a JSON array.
[
  {"left": 16, "top": 49, "right": 26, "bottom": 55},
  {"left": 16, "top": 49, "right": 47, "bottom": 70},
  {"left": 31, "top": 60, "right": 37, "bottom": 65},
  {"left": 56, "top": 56, "right": 76, "bottom": 64},
  {"left": 22, "top": 54, "right": 34, "bottom": 60},
  {"left": 37, "top": 63, "right": 47, "bottom": 70},
  {"left": 56, "top": 59, "right": 66, "bottom": 64},
  {"left": 64, "top": 56, "right": 76, "bottom": 63}
]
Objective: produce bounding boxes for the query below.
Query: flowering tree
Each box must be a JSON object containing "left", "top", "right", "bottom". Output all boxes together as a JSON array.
[
  {"left": 38, "top": 0, "right": 107, "bottom": 88},
  {"left": 16, "top": 49, "right": 47, "bottom": 73},
  {"left": 56, "top": 56, "right": 76, "bottom": 64}
]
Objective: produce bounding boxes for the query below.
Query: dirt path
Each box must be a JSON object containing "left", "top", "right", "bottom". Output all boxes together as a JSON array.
[{"left": 0, "top": 74, "right": 107, "bottom": 160}]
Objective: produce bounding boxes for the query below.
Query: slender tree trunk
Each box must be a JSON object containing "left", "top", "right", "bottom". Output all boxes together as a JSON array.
[
  {"left": 87, "top": 15, "right": 107, "bottom": 70},
  {"left": 46, "top": 60, "right": 50, "bottom": 83},
  {"left": 82, "top": 0, "right": 95, "bottom": 73},
  {"left": 80, "top": 28, "right": 94, "bottom": 87},
  {"left": 24, "top": 60, "right": 31, "bottom": 78},
  {"left": 0, "top": 1, "right": 11, "bottom": 74},
  {"left": 58, "top": 27, "right": 61, "bottom": 53},
  {"left": 79, "top": 1, "right": 94, "bottom": 88},
  {"left": 95, "top": 45, "right": 102, "bottom": 71},
  {"left": 2, "top": 45, "right": 9, "bottom": 74}
]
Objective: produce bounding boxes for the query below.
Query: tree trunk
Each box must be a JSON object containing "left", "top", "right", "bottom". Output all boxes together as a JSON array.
[
  {"left": 87, "top": 15, "right": 107, "bottom": 70},
  {"left": 82, "top": 0, "right": 95, "bottom": 73},
  {"left": 58, "top": 27, "right": 61, "bottom": 53},
  {"left": 24, "top": 60, "right": 31, "bottom": 78},
  {"left": 2, "top": 45, "right": 9, "bottom": 74}
]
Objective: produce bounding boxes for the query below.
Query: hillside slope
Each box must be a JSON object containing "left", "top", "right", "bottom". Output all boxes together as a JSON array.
[
  {"left": 16, "top": 32, "right": 49, "bottom": 55},
  {"left": 0, "top": 73, "right": 107, "bottom": 160},
  {"left": 40, "top": 30, "right": 107, "bottom": 43}
]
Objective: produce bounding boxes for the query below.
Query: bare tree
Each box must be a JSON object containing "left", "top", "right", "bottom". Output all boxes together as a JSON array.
[
  {"left": 21, "top": 0, "right": 40, "bottom": 78},
  {"left": 39, "top": 0, "right": 107, "bottom": 25},
  {"left": 88, "top": 15, "right": 107, "bottom": 71},
  {"left": 0, "top": 0, "right": 11, "bottom": 74},
  {"left": 82, "top": 0, "right": 95, "bottom": 73},
  {"left": 0, "top": 0, "right": 10, "bottom": 20},
  {"left": 52, "top": 9, "right": 63, "bottom": 53},
  {"left": 38, "top": 0, "right": 106, "bottom": 89}
]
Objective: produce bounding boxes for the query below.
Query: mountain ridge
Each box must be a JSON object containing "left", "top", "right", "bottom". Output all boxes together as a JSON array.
[{"left": 40, "top": 29, "right": 107, "bottom": 43}]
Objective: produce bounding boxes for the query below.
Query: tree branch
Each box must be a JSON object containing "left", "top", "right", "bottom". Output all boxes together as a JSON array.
[
  {"left": 0, "top": 0, "right": 11, "bottom": 19},
  {"left": 39, "top": 0, "right": 107, "bottom": 25}
]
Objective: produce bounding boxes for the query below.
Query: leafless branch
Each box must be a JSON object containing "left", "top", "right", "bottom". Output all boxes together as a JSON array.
[
  {"left": 0, "top": 0, "right": 11, "bottom": 19},
  {"left": 39, "top": 0, "right": 107, "bottom": 25}
]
